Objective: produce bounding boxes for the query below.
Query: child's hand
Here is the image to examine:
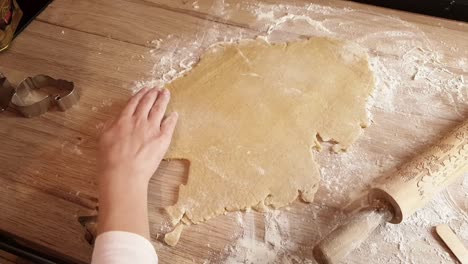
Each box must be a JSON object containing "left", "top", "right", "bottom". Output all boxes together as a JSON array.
[
  {"left": 98, "top": 87, "right": 178, "bottom": 186},
  {"left": 96, "top": 87, "right": 178, "bottom": 237}
]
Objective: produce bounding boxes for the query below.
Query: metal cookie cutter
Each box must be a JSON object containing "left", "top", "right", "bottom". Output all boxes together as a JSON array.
[{"left": 0, "top": 74, "right": 79, "bottom": 117}]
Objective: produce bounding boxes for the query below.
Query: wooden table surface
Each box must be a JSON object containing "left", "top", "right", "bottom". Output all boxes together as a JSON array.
[{"left": 0, "top": 0, "right": 467, "bottom": 263}]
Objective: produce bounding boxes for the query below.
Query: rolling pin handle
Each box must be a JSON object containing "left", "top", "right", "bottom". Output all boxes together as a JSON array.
[{"left": 313, "top": 207, "right": 392, "bottom": 264}]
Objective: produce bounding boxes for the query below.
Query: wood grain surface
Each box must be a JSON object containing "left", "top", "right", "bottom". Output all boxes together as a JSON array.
[
  {"left": 0, "top": 249, "right": 18, "bottom": 264},
  {"left": 0, "top": 0, "right": 467, "bottom": 263}
]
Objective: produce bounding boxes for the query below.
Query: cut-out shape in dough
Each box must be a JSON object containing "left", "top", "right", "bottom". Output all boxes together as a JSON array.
[{"left": 163, "top": 38, "right": 374, "bottom": 245}]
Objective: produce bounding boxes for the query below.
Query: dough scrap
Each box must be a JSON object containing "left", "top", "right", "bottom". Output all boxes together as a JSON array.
[
  {"left": 164, "top": 38, "right": 374, "bottom": 243},
  {"left": 164, "top": 224, "right": 184, "bottom": 247}
]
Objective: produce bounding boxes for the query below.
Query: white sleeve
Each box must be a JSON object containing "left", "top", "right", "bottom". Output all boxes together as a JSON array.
[{"left": 91, "top": 231, "right": 158, "bottom": 264}]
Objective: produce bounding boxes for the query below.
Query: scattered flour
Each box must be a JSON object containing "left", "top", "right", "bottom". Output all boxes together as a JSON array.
[
  {"left": 459, "top": 58, "right": 468, "bottom": 72},
  {"left": 132, "top": 1, "right": 467, "bottom": 263},
  {"left": 100, "top": 98, "right": 113, "bottom": 107},
  {"left": 61, "top": 140, "right": 83, "bottom": 155},
  {"left": 223, "top": 211, "right": 313, "bottom": 264}
]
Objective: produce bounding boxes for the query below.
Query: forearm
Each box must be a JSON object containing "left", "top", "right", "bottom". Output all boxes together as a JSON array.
[{"left": 98, "top": 173, "right": 150, "bottom": 239}]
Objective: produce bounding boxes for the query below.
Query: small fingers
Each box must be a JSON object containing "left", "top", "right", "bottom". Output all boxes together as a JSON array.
[
  {"left": 121, "top": 87, "right": 150, "bottom": 117},
  {"left": 149, "top": 88, "right": 171, "bottom": 125},
  {"left": 160, "top": 112, "right": 179, "bottom": 141},
  {"left": 133, "top": 88, "right": 160, "bottom": 119}
]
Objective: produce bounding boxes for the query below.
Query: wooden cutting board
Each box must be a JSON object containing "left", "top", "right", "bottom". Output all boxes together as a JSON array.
[{"left": 0, "top": 0, "right": 467, "bottom": 263}]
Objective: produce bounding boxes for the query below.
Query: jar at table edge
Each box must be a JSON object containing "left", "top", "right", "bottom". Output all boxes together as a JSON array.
[{"left": 0, "top": 0, "right": 22, "bottom": 52}]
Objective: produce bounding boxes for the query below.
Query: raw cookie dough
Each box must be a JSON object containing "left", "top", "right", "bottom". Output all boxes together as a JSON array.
[
  {"left": 164, "top": 38, "right": 374, "bottom": 245},
  {"left": 164, "top": 225, "right": 184, "bottom": 247}
]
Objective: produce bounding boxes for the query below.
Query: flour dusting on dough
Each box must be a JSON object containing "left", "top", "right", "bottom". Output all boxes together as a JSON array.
[{"left": 163, "top": 37, "right": 374, "bottom": 245}]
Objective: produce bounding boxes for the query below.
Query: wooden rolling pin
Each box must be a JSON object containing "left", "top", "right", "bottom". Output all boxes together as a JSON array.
[{"left": 313, "top": 120, "right": 468, "bottom": 264}]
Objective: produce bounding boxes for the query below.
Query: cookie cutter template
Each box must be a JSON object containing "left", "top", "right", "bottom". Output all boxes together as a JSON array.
[{"left": 0, "top": 74, "right": 79, "bottom": 117}]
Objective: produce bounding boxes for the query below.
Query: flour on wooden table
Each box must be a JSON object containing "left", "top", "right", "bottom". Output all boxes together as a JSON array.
[
  {"left": 132, "top": 1, "right": 467, "bottom": 263},
  {"left": 224, "top": 211, "right": 315, "bottom": 264}
]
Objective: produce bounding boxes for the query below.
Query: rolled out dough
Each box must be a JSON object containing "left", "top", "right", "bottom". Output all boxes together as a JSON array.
[{"left": 164, "top": 38, "right": 374, "bottom": 245}]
